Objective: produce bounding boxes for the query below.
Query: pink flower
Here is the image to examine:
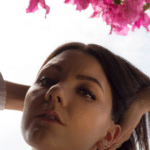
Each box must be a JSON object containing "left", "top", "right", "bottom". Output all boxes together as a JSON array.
[
  {"left": 26, "top": 0, "right": 50, "bottom": 18},
  {"left": 145, "top": 0, "right": 150, "bottom": 3},
  {"left": 110, "top": 25, "right": 129, "bottom": 35},
  {"left": 89, "top": 0, "right": 145, "bottom": 35},
  {"left": 132, "top": 12, "right": 150, "bottom": 32}
]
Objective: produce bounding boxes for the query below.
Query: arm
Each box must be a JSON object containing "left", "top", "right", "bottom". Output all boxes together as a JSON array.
[
  {"left": 106, "top": 86, "right": 150, "bottom": 150},
  {"left": 5, "top": 80, "right": 30, "bottom": 111},
  {"left": 136, "top": 86, "right": 150, "bottom": 114}
]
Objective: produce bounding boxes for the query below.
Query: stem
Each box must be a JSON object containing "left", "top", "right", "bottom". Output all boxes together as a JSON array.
[{"left": 143, "top": 3, "right": 150, "bottom": 12}]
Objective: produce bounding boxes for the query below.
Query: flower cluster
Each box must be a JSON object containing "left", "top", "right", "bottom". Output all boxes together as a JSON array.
[{"left": 26, "top": 0, "right": 150, "bottom": 35}]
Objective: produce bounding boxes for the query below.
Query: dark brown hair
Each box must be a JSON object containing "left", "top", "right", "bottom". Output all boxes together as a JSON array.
[{"left": 38, "top": 42, "right": 150, "bottom": 150}]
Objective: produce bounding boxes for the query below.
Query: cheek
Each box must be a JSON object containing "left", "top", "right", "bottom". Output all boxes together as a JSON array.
[
  {"left": 21, "top": 93, "right": 43, "bottom": 140},
  {"left": 71, "top": 109, "right": 109, "bottom": 140},
  {"left": 22, "top": 89, "right": 44, "bottom": 126},
  {"left": 24, "top": 85, "right": 45, "bottom": 105}
]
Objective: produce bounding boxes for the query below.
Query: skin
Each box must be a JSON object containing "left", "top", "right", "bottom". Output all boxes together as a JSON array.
[
  {"left": 21, "top": 50, "right": 121, "bottom": 150},
  {"left": 5, "top": 81, "right": 29, "bottom": 111}
]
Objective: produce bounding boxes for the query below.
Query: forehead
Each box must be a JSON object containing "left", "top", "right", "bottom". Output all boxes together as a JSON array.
[
  {"left": 42, "top": 50, "right": 108, "bottom": 83},
  {"left": 42, "top": 50, "right": 110, "bottom": 88},
  {"left": 43, "top": 50, "right": 102, "bottom": 72}
]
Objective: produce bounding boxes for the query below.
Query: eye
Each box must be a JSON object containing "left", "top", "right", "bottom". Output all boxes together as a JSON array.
[
  {"left": 39, "top": 77, "right": 96, "bottom": 100},
  {"left": 79, "top": 88, "right": 96, "bottom": 100},
  {"left": 39, "top": 77, "right": 55, "bottom": 86}
]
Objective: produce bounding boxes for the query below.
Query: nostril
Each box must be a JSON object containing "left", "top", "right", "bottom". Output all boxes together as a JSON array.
[
  {"left": 50, "top": 95, "right": 52, "bottom": 99},
  {"left": 58, "top": 97, "right": 61, "bottom": 102}
]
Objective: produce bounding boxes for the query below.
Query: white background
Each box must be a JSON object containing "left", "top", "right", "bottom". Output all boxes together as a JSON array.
[{"left": 0, "top": 0, "right": 150, "bottom": 149}]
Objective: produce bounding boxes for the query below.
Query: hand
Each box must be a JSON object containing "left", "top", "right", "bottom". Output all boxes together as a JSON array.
[{"left": 106, "top": 86, "right": 150, "bottom": 150}]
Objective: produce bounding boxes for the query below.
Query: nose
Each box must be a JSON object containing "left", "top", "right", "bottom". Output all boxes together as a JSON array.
[{"left": 45, "top": 84, "right": 64, "bottom": 106}]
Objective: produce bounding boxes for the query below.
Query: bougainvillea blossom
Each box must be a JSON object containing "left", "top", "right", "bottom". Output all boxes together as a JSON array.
[
  {"left": 145, "top": 0, "right": 150, "bottom": 3},
  {"left": 132, "top": 12, "right": 150, "bottom": 32},
  {"left": 26, "top": 0, "right": 50, "bottom": 18},
  {"left": 65, "top": 0, "right": 150, "bottom": 35},
  {"left": 92, "top": 0, "right": 145, "bottom": 35},
  {"left": 26, "top": 0, "right": 150, "bottom": 35}
]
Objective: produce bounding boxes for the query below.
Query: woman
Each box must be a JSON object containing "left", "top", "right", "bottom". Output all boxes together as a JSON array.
[{"left": 2, "top": 42, "right": 150, "bottom": 150}]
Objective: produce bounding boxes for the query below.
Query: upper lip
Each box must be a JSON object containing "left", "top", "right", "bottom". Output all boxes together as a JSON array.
[{"left": 37, "top": 109, "right": 64, "bottom": 125}]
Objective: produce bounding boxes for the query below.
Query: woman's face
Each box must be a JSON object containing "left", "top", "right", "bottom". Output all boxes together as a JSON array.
[{"left": 21, "top": 50, "right": 121, "bottom": 150}]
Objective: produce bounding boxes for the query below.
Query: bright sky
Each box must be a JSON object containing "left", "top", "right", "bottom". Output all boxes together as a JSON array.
[{"left": 0, "top": 0, "right": 150, "bottom": 149}]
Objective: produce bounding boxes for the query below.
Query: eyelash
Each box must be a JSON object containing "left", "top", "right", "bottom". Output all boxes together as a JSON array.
[{"left": 39, "top": 77, "right": 96, "bottom": 100}]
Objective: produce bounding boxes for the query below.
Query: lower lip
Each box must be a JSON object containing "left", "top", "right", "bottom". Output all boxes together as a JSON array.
[{"left": 37, "top": 117, "right": 62, "bottom": 125}]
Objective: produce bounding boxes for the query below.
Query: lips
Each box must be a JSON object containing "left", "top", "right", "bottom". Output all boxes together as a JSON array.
[{"left": 37, "top": 109, "right": 64, "bottom": 126}]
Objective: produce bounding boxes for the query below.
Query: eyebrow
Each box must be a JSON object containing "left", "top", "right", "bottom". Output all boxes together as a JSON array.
[{"left": 43, "top": 64, "right": 104, "bottom": 93}]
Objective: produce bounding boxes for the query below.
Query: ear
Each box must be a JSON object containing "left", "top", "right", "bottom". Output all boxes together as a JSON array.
[
  {"left": 97, "top": 124, "right": 121, "bottom": 149},
  {"left": 104, "top": 124, "right": 121, "bottom": 149}
]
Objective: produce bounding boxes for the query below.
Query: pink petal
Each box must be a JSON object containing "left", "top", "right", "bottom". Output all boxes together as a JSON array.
[
  {"left": 64, "top": 0, "right": 75, "bottom": 4},
  {"left": 76, "top": 0, "right": 90, "bottom": 11},
  {"left": 64, "top": 0, "right": 90, "bottom": 11},
  {"left": 90, "top": 0, "right": 105, "bottom": 12},
  {"left": 39, "top": 0, "right": 50, "bottom": 18},
  {"left": 132, "top": 12, "right": 150, "bottom": 32},
  {"left": 109, "top": 25, "right": 129, "bottom": 35},
  {"left": 89, "top": 11, "right": 101, "bottom": 18},
  {"left": 26, "top": 0, "right": 40, "bottom": 13},
  {"left": 145, "top": 0, "right": 150, "bottom": 3},
  {"left": 26, "top": 0, "right": 50, "bottom": 18},
  {"left": 114, "top": 26, "right": 129, "bottom": 36}
]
